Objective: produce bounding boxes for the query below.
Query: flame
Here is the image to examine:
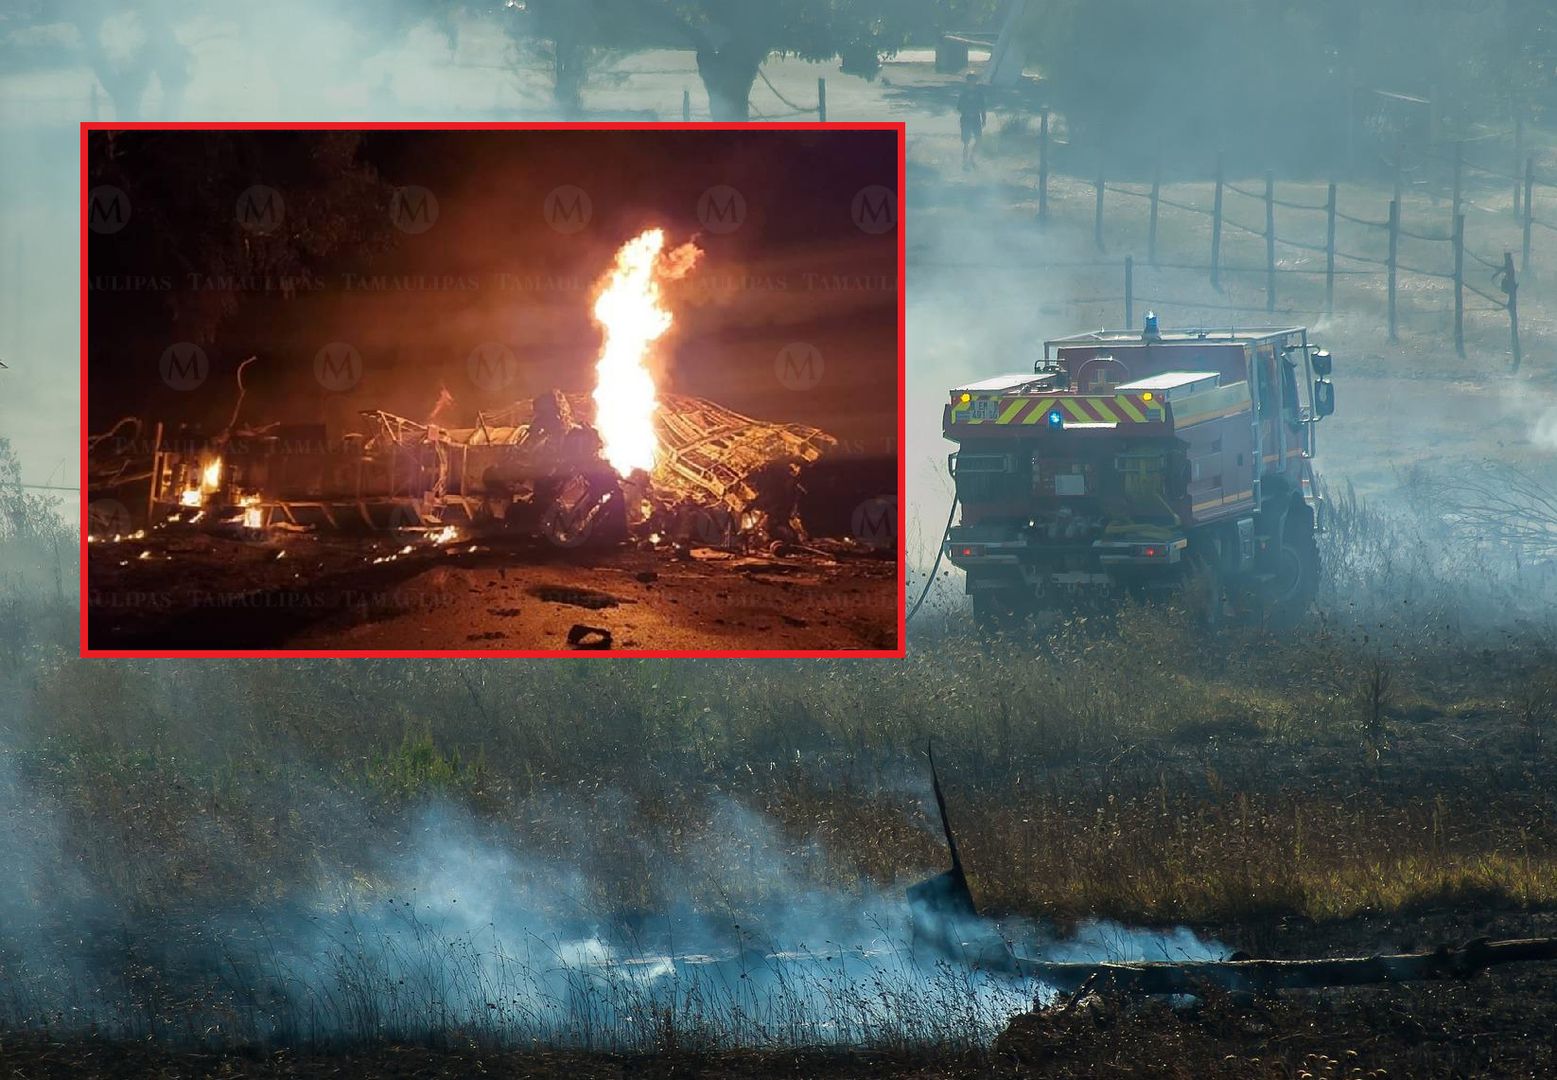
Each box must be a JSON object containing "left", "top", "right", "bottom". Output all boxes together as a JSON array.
[
  {"left": 201, "top": 458, "right": 222, "bottom": 491},
  {"left": 590, "top": 228, "right": 702, "bottom": 476},
  {"left": 241, "top": 494, "right": 264, "bottom": 530}
]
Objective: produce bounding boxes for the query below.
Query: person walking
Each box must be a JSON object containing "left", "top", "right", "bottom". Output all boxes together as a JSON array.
[{"left": 958, "top": 72, "right": 987, "bottom": 171}]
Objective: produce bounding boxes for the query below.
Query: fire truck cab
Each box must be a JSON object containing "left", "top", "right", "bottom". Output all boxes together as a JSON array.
[{"left": 942, "top": 318, "right": 1336, "bottom": 629}]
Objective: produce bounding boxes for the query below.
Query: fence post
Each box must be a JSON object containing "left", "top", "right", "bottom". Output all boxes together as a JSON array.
[
  {"left": 1325, "top": 181, "right": 1337, "bottom": 315},
  {"left": 817, "top": 77, "right": 827, "bottom": 122},
  {"left": 1453, "top": 212, "right": 1465, "bottom": 358},
  {"left": 1514, "top": 113, "right": 1525, "bottom": 219},
  {"left": 1523, "top": 154, "right": 1534, "bottom": 272},
  {"left": 1452, "top": 141, "right": 1463, "bottom": 223},
  {"left": 1265, "top": 170, "right": 1277, "bottom": 313},
  {"left": 1505, "top": 251, "right": 1521, "bottom": 372},
  {"left": 1148, "top": 158, "right": 1161, "bottom": 266},
  {"left": 682, "top": 89, "right": 690, "bottom": 122},
  {"left": 1211, "top": 153, "right": 1224, "bottom": 290},
  {"left": 1124, "top": 255, "right": 1134, "bottom": 329},
  {"left": 1094, "top": 163, "right": 1105, "bottom": 251},
  {"left": 1387, "top": 198, "right": 1399, "bottom": 342},
  {"left": 1037, "top": 107, "right": 1049, "bottom": 224}
]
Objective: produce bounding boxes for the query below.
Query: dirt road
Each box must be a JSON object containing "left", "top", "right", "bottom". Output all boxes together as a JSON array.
[{"left": 87, "top": 535, "right": 898, "bottom": 653}]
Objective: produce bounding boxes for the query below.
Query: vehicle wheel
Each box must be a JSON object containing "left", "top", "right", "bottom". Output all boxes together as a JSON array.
[{"left": 1263, "top": 505, "right": 1318, "bottom": 628}]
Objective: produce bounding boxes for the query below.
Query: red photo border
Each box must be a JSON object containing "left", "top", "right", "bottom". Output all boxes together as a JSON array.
[{"left": 79, "top": 120, "right": 907, "bottom": 660}]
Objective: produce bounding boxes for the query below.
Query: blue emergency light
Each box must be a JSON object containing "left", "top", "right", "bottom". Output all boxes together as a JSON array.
[
  {"left": 1047, "top": 409, "right": 1064, "bottom": 429},
  {"left": 1143, "top": 311, "right": 1160, "bottom": 339}
]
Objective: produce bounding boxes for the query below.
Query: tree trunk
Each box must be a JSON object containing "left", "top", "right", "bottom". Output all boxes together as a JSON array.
[{"left": 695, "top": 44, "right": 765, "bottom": 122}]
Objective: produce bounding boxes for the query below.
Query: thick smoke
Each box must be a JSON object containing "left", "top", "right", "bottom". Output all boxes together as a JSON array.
[{"left": 0, "top": 778, "right": 1222, "bottom": 1048}]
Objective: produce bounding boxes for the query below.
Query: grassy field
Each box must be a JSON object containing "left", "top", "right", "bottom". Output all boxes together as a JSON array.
[{"left": 8, "top": 467, "right": 1557, "bottom": 1076}]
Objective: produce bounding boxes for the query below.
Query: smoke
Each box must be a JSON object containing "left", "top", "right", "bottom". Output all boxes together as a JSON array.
[{"left": 0, "top": 775, "right": 1222, "bottom": 1049}]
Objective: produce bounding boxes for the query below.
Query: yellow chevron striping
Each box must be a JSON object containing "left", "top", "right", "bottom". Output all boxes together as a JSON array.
[
  {"left": 1061, "top": 398, "right": 1092, "bottom": 422},
  {"left": 1090, "top": 398, "right": 1120, "bottom": 423},
  {"left": 998, "top": 399, "right": 1027, "bottom": 424},
  {"left": 1114, "top": 396, "right": 1146, "bottom": 422},
  {"left": 1022, "top": 404, "right": 1050, "bottom": 424}
]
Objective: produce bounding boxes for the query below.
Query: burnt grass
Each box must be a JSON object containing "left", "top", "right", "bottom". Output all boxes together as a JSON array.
[{"left": 10, "top": 493, "right": 1557, "bottom": 1074}]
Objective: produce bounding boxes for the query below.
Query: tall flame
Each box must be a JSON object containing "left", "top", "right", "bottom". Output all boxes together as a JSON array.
[{"left": 590, "top": 228, "right": 702, "bottom": 476}]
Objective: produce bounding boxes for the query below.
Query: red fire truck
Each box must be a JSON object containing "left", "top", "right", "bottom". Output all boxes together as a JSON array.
[{"left": 942, "top": 317, "right": 1336, "bottom": 629}]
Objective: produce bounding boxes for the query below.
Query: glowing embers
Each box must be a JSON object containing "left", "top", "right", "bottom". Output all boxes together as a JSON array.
[{"left": 589, "top": 228, "right": 702, "bottom": 478}]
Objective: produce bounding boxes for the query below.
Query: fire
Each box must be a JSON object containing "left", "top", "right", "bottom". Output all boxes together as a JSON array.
[
  {"left": 590, "top": 228, "right": 702, "bottom": 476},
  {"left": 202, "top": 458, "right": 222, "bottom": 491}
]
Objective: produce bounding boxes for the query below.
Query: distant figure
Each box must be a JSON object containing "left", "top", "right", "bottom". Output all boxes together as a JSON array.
[{"left": 957, "top": 72, "right": 987, "bottom": 171}]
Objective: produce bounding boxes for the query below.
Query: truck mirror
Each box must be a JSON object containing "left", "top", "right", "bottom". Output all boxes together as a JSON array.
[
  {"left": 1314, "top": 379, "right": 1335, "bottom": 418},
  {"left": 1312, "top": 349, "right": 1333, "bottom": 377}
]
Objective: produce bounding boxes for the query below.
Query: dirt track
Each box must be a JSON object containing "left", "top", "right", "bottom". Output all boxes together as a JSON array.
[{"left": 86, "top": 533, "right": 898, "bottom": 652}]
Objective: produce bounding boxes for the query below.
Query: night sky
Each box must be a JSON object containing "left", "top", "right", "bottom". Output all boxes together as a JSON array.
[{"left": 87, "top": 128, "right": 899, "bottom": 454}]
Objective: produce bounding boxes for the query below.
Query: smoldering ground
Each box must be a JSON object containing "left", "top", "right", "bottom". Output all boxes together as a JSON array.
[{"left": 0, "top": 751, "right": 1222, "bottom": 1049}]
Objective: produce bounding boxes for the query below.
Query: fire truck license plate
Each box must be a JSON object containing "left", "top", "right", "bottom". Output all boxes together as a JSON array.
[{"left": 969, "top": 398, "right": 1002, "bottom": 420}]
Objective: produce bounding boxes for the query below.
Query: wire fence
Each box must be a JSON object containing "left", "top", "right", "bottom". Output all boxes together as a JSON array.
[{"left": 1034, "top": 121, "right": 1547, "bottom": 371}]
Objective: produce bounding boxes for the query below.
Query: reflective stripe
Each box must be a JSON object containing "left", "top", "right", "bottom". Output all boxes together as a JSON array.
[
  {"left": 998, "top": 399, "right": 1027, "bottom": 424},
  {"left": 1114, "top": 396, "right": 1146, "bottom": 422},
  {"left": 1092, "top": 398, "right": 1120, "bottom": 423}
]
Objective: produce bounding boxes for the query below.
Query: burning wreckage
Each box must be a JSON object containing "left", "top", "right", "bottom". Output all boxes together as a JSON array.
[
  {"left": 92, "top": 229, "right": 879, "bottom": 556},
  {"left": 92, "top": 390, "right": 842, "bottom": 552}
]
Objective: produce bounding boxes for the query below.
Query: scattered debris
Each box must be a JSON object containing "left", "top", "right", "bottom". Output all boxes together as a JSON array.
[
  {"left": 566, "top": 623, "right": 613, "bottom": 650},
  {"left": 530, "top": 585, "right": 622, "bottom": 610}
]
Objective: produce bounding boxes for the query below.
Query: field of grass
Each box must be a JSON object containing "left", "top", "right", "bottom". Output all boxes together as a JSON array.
[{"left": 8, "top": 468, "right": 1557, "bottom": 1072}]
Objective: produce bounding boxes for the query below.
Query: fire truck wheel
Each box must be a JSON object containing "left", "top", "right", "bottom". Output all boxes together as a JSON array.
[{"left": 1264, "top": 507, "right": 1319, "bottom": 627}]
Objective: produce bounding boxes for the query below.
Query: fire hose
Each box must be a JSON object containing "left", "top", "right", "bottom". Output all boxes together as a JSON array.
[{"left": 906, "top": 493, "right": 959, "bottom": 625}]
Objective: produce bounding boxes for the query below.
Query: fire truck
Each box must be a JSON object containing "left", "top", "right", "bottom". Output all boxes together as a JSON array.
[{"left": 942, "top": 317, "right": 1336, "bottom": 629}]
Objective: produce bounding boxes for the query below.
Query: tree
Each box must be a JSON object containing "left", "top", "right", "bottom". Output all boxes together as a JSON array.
[
  {"left": 504, "top": 0, "right": 633, "bottom": 116},
  {"left": 88, "top": 130, "right": 395, "bottom": 347},
  {"left": 626, "top": 1, "right": 924, "bottom": 120}
]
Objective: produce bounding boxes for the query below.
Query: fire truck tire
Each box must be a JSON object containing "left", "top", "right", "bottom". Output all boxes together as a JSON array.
[{"left": 1265, "top": 504, "right": 1319, "bottom": 627}]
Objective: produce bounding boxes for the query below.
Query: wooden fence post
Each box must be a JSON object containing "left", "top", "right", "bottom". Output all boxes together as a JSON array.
[
  {"left": 1125, "top": 256, "right": 1134, "bottom": 329},
  {"left": 1148, "top": 158, "right": 1161, "bottom": 266},
  {"left": 1452, "top": 141, "right": 1463, "bottom": 223},
  {"left": 1514, "top": 113, "right": 1525, "bottom": 219},
  {"left": 682, "top": 89, "right": 690, "bottom": 122},
  {"left": 1505, "top": 251, "right": 1521, "bottom": 372},
  {"left": 1387, "top": 198, "right": 1400, "bottom": 342},
  {"left": 1211, "top": 153, "right": 1224, "bottom": 290},
  {"left": 1325, "top": 181, "right": 1337, "bottom": 315},
  {"left": 817, "top": 77, "right": 827, "bottom": 122},
  {"left": 1453, "top": 212, "right": 1465, "bottom": 358},
  {"left": 1094, "top": 163, "right": 1105, "bottom": 251},
  {"left": 1037, "top": 107, "right": 1049, "bottom": 224},
  {"left": 1265, "top": 170, "right": 1277, "bottom": 313},
  {"left": 1523, "top": 154, "right": 1534, "bottom": 272}
]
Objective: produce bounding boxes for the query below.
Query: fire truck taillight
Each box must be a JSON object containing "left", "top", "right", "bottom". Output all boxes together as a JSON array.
[
  {"left": 1139, "top": 544, "right": 1164, "bottom": 558},
  {"left": 957, "top": 544, "right": 985, "bottom": 558}
]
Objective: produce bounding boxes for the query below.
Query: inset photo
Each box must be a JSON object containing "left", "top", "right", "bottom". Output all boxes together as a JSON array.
[{"left": 83, "top": 124, "right": 902, "bottom": 656}]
